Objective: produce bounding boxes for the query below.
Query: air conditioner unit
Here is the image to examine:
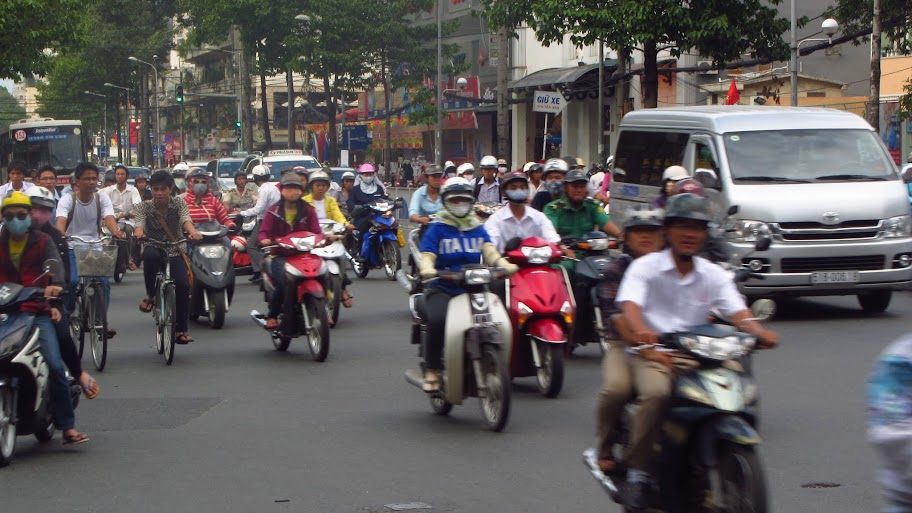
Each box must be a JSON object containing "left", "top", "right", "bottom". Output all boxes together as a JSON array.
[{"left": 697, "top": 60, "right": 718, "bottom": 75}]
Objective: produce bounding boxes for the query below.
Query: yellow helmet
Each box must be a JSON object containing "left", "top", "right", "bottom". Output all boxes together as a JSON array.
[{"left": 1, "top": 191, "right": 32, "bottom": 212}]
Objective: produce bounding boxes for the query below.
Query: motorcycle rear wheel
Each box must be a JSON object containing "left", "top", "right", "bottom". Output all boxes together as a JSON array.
[
  {"left": 305, "top": 297, "right": 330, "bottom": 361},
  {"left": 478, "top": 341, "right": 511, "bottom": 432},
  {"left": 0, "top": 387, "right": 16, "bottom": 467},
  {"left": 717, "top": 442, "right": 768, "bottom": 513},
  {"left": 326, "top": 273, "right": 342, "bottom": 328},
  {"left": 381, "top": 239, "right": 401, "bottom": 280},
  {"left": 33, "top": 410, "right": 55, "bottom": 443},
  {"left": 429, "top": 392, "right": 453, "bottom": 416},
  {"left": 535, "top": 341, "right": 564, "bottom": 398}
]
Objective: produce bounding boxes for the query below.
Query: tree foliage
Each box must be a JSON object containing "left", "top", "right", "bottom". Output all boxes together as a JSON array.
[
  {"left": 830, "top": 0, "right": 912, "bottom": 53},
  {"left": 0, "top": 86, "right": 26, "bottom": 128},
  {"left": 482, "top": 0, "right": 791, "bottom": 108},
  {"left": 0, "top": 0, "right": 88, "bottom": 79}
]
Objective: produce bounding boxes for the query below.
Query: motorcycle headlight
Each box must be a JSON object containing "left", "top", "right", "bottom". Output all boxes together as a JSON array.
[
  {"left": 884, "top": 215, "right": 912, "bottom": 238},
  {"left": 520, "top": 246, "right": 552, "bottom": 264},
  {"left": 732, "top": 220, "right": 771, "bottom": 243},
  {"left": 292, "top": 236, "right": 316, "bottom": 252},
  {"left": 198, "top": 245, "right": 226, "bottom": 259},
  {"left": 464, "top": 268, "right": 492, "bottom": 285},
  {"left": 587, "top": 238, "right": 609, "bottom": 251},
  {"left": 679, "top": 334, "right": 756, "bottom": 361}
]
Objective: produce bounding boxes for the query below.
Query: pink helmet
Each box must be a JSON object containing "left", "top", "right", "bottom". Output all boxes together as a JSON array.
[
  {"left": 357, "top": 163, "right": 376, "bottom": 174},
  {"left": 671, "top": 177, "right": 705, "bottom": 197}
]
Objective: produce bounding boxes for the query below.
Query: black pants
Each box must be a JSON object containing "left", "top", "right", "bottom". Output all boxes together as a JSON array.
[
  {"left": 424, "top": 286, "right": 455, "bottom": 370},
  {"left": 56, "top": 309, "right": 83, "bottom": 380},
  {"left": 143, "top": 247, "right": 191, "bottom": 332}
]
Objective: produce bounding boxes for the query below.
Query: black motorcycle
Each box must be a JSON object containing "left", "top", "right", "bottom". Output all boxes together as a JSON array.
[
  {"left": 188, "top": 221, "right": 235, "bottom": 329},
  {"left": 565, "top": 231, "right": 616, "bottom": 353}
]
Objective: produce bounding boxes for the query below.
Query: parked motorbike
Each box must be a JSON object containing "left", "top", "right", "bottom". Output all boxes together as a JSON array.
[
  {"left": 565, "top": 231, "right": 617, "bottom": 353},
  {"left": 250, "top": 230, "right": 330, "bottom": 361},
  {"left": 188, "top": 221, "right": 235, "bottom": 329},
  {"left": 583, "top": 323, "right": 767, "bottom": 513},
  {"left": 503, "top": 237, "right": 575, "bottom": 397},
  {"left": 403, "top": 264, "right": 513, "bottom": 431},
  {"left": 0, "top": 260, "right": 81, "bottom": 468},
  {"left": 311, "top": 220, "right": 348, "bottom": 328},
  {"left": 348, "top": 197, "right": 404, "bottom": 280}
]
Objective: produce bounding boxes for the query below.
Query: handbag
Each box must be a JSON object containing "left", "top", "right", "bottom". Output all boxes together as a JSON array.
[{"left": 154, "top": 208, "right": 194, "bottom": 288}]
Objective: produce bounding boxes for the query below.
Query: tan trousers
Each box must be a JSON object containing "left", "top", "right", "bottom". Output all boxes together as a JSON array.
[{"left": 595, "top": 340, "right": 674, "bottom": 471}]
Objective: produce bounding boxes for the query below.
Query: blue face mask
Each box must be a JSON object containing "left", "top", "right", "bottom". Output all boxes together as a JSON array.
[
  {"left": 545, "top": 180, "right": 563, "bottom": 197},
  {"left": 505, "top": 188, "right": 529, "bottom": 203},
  {"left": 5, "top": 215, "right": 31, "bottom": 237}
]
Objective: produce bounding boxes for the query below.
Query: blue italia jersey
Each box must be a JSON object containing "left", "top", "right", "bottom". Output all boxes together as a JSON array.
[{"left": 420, "top": 222, "right": 491, "bottom": 273}]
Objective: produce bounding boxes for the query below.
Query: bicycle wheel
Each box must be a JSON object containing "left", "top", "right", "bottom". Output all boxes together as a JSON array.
[
  {"left": 83, "top": 287, "right": 97, "bottom": 367},
  {"left": 70, "top": 292, "right": 85, "bottom": 358},
  {"left": 89, "top": 283, "right": 108, "bottom": 371},
  {"left": 161, "top": 282, "right": 176, "bottom": 365}
]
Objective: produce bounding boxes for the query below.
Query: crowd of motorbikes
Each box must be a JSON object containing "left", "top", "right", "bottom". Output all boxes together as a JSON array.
[{"left": 0, "top": 182, "right": 776, "bottom": 512}]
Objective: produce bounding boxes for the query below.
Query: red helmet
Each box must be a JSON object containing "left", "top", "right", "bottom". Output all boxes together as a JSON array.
[{"left": 671, "top": 177, "right": 705, "bottom": 197}]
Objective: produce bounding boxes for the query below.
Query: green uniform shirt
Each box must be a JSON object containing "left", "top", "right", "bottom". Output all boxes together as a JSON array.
[{"left": 544, "top": 196, "right": 611, "bottom": 241}]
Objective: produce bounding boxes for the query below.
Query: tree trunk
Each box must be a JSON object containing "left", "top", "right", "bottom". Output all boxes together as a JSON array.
[
  {"left": 496, "top": 27, "right": 509, "bottom": 159},
  {"left": 324, "top": 74, "right": 337, "bottom": 165},
  {"left": 115, "top": 99, "right": 123, "bottom": 163},
  {"left": 642, "top": 39, "right": 658, "bottom": 109},
  {"left": 241, "top": 50, "right": 253, "bottom": 152},
  {"left": 287, "top": 68, "right": 295, "bottom": 150},
  {"left": 867, "top": 0, "right": 882, "bottom": 131},
  {"left": 260, "top": 73, "right": 272, "bottom": 150}
]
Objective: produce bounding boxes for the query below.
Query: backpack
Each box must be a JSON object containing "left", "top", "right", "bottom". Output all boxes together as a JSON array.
[{"left": 65, "top": 193, "right": 103, "bottom": 234}]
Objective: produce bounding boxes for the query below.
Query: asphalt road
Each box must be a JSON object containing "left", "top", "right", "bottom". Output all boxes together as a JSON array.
[{"left": 0, "top": 265, "right": 903, "bottom": 513}]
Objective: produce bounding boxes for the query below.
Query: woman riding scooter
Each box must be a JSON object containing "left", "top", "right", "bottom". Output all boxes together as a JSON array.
[
  {"left": 304, "top": 170, "right": 354, "bottom": 310},
  {"left": 415, "top": 177, "right": 519, "bottom": 392}
]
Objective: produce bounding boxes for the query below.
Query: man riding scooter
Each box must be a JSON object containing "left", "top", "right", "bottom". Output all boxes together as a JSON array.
[
  {"left": 607, "top": 193, "right": 779, "bottom": 510},
  {"left": 484, "top": 171, "right": 560, "bottom": 252}
]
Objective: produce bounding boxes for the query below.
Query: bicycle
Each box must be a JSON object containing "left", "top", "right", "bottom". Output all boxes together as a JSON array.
[
  {"left": 67, "top": 235, "right": 116, "bottom": 372},
  {"left": 143, "top": 238, "right": 187, "bottom": 365}
]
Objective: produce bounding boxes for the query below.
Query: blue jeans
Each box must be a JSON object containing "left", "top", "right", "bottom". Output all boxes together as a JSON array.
[
  {"left": 267, "top": 257, "right": 287, "bottom": 318},
  {"left": 8, "top": 313, "right": 75, "bottom": 431},
  {"left": 66, "top": 250, "right": 110, "bottom": 324}
]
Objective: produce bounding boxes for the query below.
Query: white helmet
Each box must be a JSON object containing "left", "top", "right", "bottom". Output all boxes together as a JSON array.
[
  {"left": 230, "top": 235, "right": 248, "bottom": 252},
  {"left": 251, "top": 164, "right": 271, "bottom": 179},
  {"left": 457, "top": 163, "right": 475, "bottom": 176},
  {"left": 479, "top": 155, "right": 498, "bottom": 169},
  {"left": 308, "top": 170, "right": 331, "bottom": 184},
  {"left": 24, "top": 186, "right": 56, "bottom": 209},
  {"left": 543, "top": 158, "right": 569, "bottom": 174},
  {"left": 341, "top": 171, "right": 356, "bottom": 180},
  {"left": 172, "top": 162, "right": 189, "bottom": 172},
  {"left": 662, "top": 165, "right": 688, "bottom": 182}
]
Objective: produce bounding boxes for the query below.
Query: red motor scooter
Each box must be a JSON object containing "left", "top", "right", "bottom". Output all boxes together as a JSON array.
[
  {"left": 504, "top": 237, "right": 575, "bottom": 397},
  {"left": 250, "top": 230, "right": 331, "bottom": 361}
]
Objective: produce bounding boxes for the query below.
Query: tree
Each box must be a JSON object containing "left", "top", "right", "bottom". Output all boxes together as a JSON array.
[
  {"left": 0, "top": 86, "right": 26, "bottom": 128},
  {"left": 483, "top": 0, "right": 792, "bottom": 108},
  {"left": 0, "top": 0, "right": 87, "bottom": 79}
]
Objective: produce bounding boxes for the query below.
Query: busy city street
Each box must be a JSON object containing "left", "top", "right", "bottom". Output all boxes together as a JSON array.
[{"left": 0, "top": 266, "right": 898, "bottom": 513}]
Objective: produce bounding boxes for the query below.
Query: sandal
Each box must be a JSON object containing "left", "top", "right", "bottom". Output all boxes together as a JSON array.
[
  {"left": 139, "top": 297, "right": 153, "bottom": 313},
  {"left": 80, "top": 374, "right": 99, "bottom": 399},
  {"left": 597, "top": 457, "right": 618, "bottom": 473},
  {"left": 341, "top": 290, "right": 354, "bottom": 308},
  {"left": 265, "top": 318, "right": 279, "bottom": 330},
  {"left": 62, "top": 431, "right": 90, "bottom": 445},
  {"left": 128, "top": 260, "right": 138, "bottom": 271},
  {"left": 175, "top": 333, "right": 194, "bottom": 344}
]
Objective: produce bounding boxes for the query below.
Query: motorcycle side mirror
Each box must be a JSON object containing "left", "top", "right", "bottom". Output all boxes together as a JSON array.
[
  {"left": 694, "top": 168, "right": 720, "bottom": 189},
  {"left": 754, "top": 235, "right": 772, "bottom": 252},
  {"left": 33, "top": 259, "right": 63, "bottom": 284},
  {"left": 901, "top": 164, "right": 912, "bottom": 184},
  {"left": 727, "top": 205, "right": 739, "bottom": 216},
  {"left": 504, "top": 237, "right": 522, "bottom": 252}
]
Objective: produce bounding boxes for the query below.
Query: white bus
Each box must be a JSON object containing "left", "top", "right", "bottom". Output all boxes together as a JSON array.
[{"left": 0, "top": 118, "right": 88, "bottom": 187}]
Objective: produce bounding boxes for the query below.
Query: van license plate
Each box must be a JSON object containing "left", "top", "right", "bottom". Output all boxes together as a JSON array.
[{"left": 811, "top": 271, "right": 859, "bottom": 284}]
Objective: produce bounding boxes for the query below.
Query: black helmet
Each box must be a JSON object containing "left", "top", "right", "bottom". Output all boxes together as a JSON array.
[
  {"left": 187, "top": 167, "right": 208, "bottom": 180},
  {"left": 624, "top": 205, "right": 665, "bottom": 230},
  {"left": 104, "top": 170, "right": 115, "bottom": 182},
  {"left": 664, "top": 193, "right": 711, "bottom": 223},
  {"left": 564, "top": 169, "right": 588, "bottom": 183}
]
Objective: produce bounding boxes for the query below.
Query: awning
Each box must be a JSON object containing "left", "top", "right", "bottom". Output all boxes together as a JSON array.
[{"left": 510, "top": 60, "right": 618, "bottom": 93}]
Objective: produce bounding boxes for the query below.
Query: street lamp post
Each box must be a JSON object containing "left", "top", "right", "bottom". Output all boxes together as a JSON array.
[
  {"left": 84, "top": 91, "right": 107, "bottom": 159},
  {"left": 435, "top": 0, "right": 443, "bottom": 167},
  {"left": 790, "top": 14, "right": 839, "bottom": 106},
  {"left": 129, "top": 56, "right": 162, "bottom": 168},
  {"left": 104, "top": 82, "right": 133, "bottom": 164}
]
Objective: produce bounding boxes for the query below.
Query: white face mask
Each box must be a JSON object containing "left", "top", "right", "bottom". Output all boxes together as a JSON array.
[
  {"left": 361, "top": 175, "right": 374, "bottom": 185},
  {"left": 446, "top": 202, "right": 472, "bottom": 218}
]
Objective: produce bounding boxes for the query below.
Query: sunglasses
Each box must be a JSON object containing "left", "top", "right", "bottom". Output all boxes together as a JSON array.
[{"left": 3, "top": 212, "right": 29, "bottom": 221}]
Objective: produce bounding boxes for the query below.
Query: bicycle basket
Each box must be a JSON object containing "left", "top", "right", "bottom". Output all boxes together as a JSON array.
[{"left": 74, "top": 244, "right": 118, "bottom": 277}]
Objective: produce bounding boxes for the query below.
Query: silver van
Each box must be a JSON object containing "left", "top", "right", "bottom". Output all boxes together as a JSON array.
[{"left": 609, "top": 106, "right": 912, "bottom": 312}]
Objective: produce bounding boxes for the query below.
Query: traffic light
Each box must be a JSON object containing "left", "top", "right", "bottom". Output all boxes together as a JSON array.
[
  {"left": 176, "top": 85, "right": 183, "bottom": 103},
  {"left": 235, "top": 120, "right": 241, "bottom": 129}
]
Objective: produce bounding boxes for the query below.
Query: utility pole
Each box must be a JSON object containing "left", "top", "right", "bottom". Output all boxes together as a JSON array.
[
  {"left": 287, "top": 68, "right": 296, "bottom": 149},
  {"left": 597, "top": 39, "right": 605, "bottom": 164},
  {"left": 496, "top": 26, "right": 509, "bottom": 160},
  {"left": 867, "top": 0, "right": 882, "bottom": 131}
]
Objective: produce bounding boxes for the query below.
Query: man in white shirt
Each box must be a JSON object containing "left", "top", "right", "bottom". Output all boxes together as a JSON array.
[
  {"left": 484, "top": 171, "right": 559, "bottom": 252},
  {"left": 101, "top": 164, "right": 142, "bottom": 218},
  {"left": 240, "top": 165, "right": 280, "bottom": 282},
  {"left": 472, "top": 155, "right": 502, "bottom": 203},
  {"left": 608, "top": 193, "right": 778, "bottom": 509},
  {"left": 55, "top": 163, "right": 123, "bottom": 339},
  {"left": 1, "top": 161, "right": 35, "bottom": 197}
]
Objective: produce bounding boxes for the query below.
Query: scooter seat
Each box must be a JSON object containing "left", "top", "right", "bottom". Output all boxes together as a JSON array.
[{"left": 409, "top": 293, "right": 428, "bottom": 322}]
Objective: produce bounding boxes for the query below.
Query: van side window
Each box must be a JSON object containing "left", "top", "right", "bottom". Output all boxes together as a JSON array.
[
  {"left": 614, "top": 131, "right": 689, "bottom": 186},
  {"left": 695, "top": 143, "right": 719, "bottom": 172}
]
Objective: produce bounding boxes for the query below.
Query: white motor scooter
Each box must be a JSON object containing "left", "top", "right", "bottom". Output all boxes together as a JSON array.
[{"left": 311, "top": 220, "right": 349, "bottom": 328}]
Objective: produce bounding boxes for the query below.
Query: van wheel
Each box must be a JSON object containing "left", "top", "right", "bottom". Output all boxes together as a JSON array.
[{"left": 858, "top": 291, "right": 891, "bottom": 313}]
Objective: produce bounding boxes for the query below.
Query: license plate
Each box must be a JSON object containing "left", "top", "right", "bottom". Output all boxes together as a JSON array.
[{"left": 811, "top": 271, "right": 859, "bottom": 284}]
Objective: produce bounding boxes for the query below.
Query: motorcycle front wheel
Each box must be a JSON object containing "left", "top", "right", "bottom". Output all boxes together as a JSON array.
[
  {"left": 0, "top": 387, "right": 16, "bottom": 467},
  {"left": 381, "top": 239, "right": 401, "bottom": 280},
  {"left": 208, "top": 289, "right": 227, "bottom": 329},
  {"left": 305, "top": 297, "right": 330, "bottom": 362},
  {"left": 716, "top": 442, "right": 768, "bottom": 513},
  {"left": 429, "top": 392, "right": 453, "bottom": 416},
  {"left": 535, "top": 340, "right": 564, "bottom": 398},
  {"left": 478, "top": 341, "right": 511, "bottom": 432},
  {"left": 326, "top": 273, "right": 342, "bottom": 328}
]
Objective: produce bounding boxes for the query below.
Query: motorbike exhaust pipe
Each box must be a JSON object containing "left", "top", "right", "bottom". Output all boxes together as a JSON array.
[
  {"left": 249, "top": 310, "right": 268, "bottom": 329},
  {"left": 396, "top": 269, "right": 415, "bottom": 293},
  {"left": 403, "top": 368, "right": 425, "bottom": 389}
]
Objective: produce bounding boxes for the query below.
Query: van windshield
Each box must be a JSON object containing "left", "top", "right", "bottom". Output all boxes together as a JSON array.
[{"left": 725, "top": 129, "right": 896, "bottom": 183}]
